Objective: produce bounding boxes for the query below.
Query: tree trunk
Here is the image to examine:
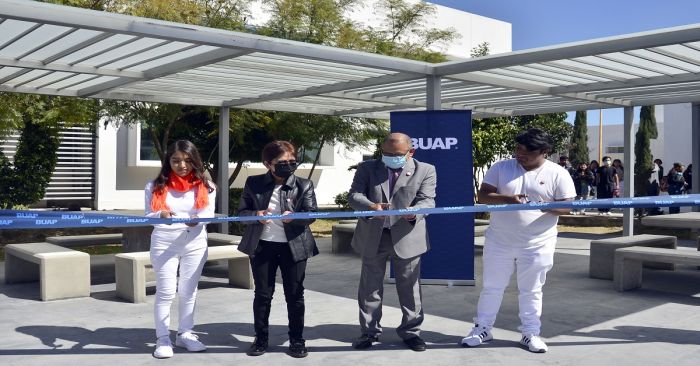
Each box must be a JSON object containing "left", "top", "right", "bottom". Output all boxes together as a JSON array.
[
  {"left": 307, "top": 138, "right": 325, "bottom": 180},
  {"left": 229, "top": 156, "right": 246, "bottom": 187},
  {"left": 148, "top": 126, "right": 164, "bottom": 161}
]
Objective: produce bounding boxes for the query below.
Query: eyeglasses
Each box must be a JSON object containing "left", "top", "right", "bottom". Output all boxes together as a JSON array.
[
  {"left": 275, "top": 160, "right": 297, "bottom": 165},
  {"left": 382, "top": 151, "right": 409, "bottom": 157}
]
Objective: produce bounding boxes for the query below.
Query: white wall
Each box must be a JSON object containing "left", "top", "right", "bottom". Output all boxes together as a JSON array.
[{"left": 663, "top": 103, "right": 692, "bottom": 168}]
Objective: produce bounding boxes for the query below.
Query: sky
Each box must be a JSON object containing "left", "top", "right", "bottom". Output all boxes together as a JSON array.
[{"left": 429, "top": 0, "right": 700, "bottom": 125}]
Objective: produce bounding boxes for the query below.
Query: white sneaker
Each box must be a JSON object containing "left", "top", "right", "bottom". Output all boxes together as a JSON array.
[
  {"left": 175, "top": 332, "right": 207, "bottom": 352},
  {"left": 153, "top": 336, "right": 174, "bottom": 359},
  {"left": 520, "top": 334, "right": 548, "bottom": 353},
  {"left": 461, "top": 324, "right": 493, "bottom": 347}
]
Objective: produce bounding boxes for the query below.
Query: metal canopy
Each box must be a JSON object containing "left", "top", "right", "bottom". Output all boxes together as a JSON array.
[{"left": 3, "top": 0, "right": 700, "bottom": 119}]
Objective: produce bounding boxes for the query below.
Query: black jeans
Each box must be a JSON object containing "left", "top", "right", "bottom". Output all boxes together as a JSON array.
[{"left": 250, "top": 240, "right": 307, "bottom": 340}]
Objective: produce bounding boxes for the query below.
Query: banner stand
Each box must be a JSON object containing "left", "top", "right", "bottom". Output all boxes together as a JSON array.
[{"left": 390, "top": 110, "right": 475, "bottom": 285}]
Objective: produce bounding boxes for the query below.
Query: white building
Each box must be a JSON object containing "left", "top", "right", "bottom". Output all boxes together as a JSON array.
[{"left": 94, "top": 1, "right": 512, "bottom": 210}]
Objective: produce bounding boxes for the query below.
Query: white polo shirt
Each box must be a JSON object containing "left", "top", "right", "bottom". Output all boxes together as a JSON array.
[{"left": 483, "top": 159, "right": 577, "bottom": 246}]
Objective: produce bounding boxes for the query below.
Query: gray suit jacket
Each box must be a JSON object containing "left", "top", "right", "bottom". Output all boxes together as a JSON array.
[{"left": 348, "top": 158, "right": 437, "bottom": 259}]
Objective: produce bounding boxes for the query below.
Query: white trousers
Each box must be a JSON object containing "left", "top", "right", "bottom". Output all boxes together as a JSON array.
[
  {"left": 150, "top": 227, "right": 208, "bottom": 339},
  {"left": 475, "top": 239, "right": 555, "bottom": 336}
]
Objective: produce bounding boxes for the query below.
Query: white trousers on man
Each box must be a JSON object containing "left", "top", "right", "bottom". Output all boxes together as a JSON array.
[
  {"left": 474, "top": 239, "right": 555, "bottom": 336},
  {"left": 150, "top": 227, "right": 208, "bottom": 339}
]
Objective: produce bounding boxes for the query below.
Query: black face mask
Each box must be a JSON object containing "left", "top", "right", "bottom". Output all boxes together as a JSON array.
[{"left": 273, "top": 162, "right": 297, "bottom": 179}]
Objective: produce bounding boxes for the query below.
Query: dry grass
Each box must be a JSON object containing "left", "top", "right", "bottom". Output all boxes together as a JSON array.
[
  {"left": 557, "top": 225, "right": 623, "bottom": 234},
  {"left": 310, "top": 219, "right": 340, "bottom": 238}
]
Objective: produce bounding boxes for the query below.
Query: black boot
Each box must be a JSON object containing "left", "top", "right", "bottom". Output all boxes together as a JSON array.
[{"left": 246, "top": 336, "right": 268, "bottom": 356}]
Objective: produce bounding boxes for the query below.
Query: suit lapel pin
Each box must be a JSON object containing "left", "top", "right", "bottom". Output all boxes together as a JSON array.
[{"left": 406, "top": 171, "right": 412, "bottom": 176}]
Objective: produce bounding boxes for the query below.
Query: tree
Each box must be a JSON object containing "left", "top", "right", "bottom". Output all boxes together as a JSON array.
[
  {"left": 268, "top": 112, "right": 387, "bottom": 179},
  {"left": 363, "top": 0, "right": 458, "bottom": 62},
  {"left": 569, "top": 111, "right": 589, "bottom": 165},
  {"left": 634, "top": 105, "right": 658, "bottom": 198},
  {"left": 512, "top": 113, "right": 573, "bottom": 155},
  {"left": 0, "top": 94, "right": 100, "bottom": 208},
  {"left": 471, "top": 116, "right": 516, "bottom": 196}
]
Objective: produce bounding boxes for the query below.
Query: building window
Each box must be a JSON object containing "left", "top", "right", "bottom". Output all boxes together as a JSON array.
[
  {"left": 139, "top": 126, "right": 160, "bottom": 161},
  {"left": 607, "top": 146, "right": 624, "bottom": 154}
]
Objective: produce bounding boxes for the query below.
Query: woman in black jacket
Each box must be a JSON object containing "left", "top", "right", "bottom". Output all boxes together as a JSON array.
[{"left": 237, "top": 140, "right": 318, "bottom": 359}]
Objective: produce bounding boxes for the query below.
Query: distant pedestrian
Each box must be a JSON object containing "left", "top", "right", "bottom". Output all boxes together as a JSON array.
[
  {"left": 589, "top": 160, "right": 600, "bottom": 198},
  {"left": 647, "top": 159, "right": 663, "bottom": 216},
  {"left": 612, "top": 159, "right": 624, "bottom": 197},
  {"left": 683, "top": 164, "right": 692, "bottom": 192},
  {"left": 667, "top": 163, "right": 687, "bottom": 214},
  {"left": 596, "top": 156, "right": 619, "bottom": 215},
  {"left": 572, "top": 162, "right": 595, "bottom": 215}
]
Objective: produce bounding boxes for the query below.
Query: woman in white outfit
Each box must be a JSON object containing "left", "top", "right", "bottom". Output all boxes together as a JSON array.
[
  {"left": 461, "top": 129, "right": 576, "bottom": 353},
  {"left": 144, "top": 140, "right": 216, "bottom": 359}
]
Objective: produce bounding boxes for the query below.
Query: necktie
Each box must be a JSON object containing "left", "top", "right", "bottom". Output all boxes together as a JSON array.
[{"left": 389, "top": 169, "right": 401, "bottom": 194}]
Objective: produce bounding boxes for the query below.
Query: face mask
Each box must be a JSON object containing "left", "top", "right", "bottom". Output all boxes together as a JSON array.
[
  {"left": 382, "top": 154, "right": 408, "bottom": 169},
  {"left": 273, "top": 162, "right": 297, "bottom": 179},
  {"left": 603, "top": 160, "right": 612, "bottom": 166}
]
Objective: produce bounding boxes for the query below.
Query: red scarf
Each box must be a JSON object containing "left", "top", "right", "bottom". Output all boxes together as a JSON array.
[{"left": 151, "top": 171, "right": 209, "bottom": 212}]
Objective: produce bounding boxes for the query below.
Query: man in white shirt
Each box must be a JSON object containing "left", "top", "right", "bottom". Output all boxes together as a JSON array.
[{"left": 461, "top": 128, "right": 576, "bottom": 353}]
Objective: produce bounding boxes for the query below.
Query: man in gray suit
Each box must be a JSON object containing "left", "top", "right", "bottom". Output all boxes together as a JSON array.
[{"left": 348, "top": 132, "right": 437, "bottom": 352}]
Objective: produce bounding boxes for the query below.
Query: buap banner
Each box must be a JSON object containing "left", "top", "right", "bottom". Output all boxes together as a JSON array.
[{"left": 390, "top": 110, "right": 474, "bottom": 284}]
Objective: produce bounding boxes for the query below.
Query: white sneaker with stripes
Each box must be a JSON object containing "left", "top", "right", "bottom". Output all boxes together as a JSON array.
[
  {"left": 460, "top": 324, "right": 493, "bottom": 347},
  {"left": 520, "top": 334, "right": 548, "bottom": 353}
]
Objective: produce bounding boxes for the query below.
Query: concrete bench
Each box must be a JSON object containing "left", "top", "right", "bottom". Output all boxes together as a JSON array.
[
  {"left": 614, "top": 246, "right": 700, "bottom": 291},
  {"left": 115, "top": 244, "right": 253, "bottom": 303},
  {"left": 207, "top": 232, "right": 242, "bottom": 246},
  {"left": 589, "top": 234, "right": 677, "bottom": 280},
  {"left": 46, "top": 233, "right": 123, "bottom": 247},
  {"left": 4, "top": 243, "right": 90, "bottom": 301},
  {"left": 332, "top": 223, "right": 356, "bottom": 253}
]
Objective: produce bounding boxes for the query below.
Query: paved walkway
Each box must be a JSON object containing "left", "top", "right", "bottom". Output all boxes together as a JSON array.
[{"left": 1, "top": 233, "right": 699, "bottom": 366}]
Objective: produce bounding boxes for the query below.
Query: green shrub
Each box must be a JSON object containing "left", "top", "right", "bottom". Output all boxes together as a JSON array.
[
  {"left": 0, "top": 121, "right": 59, "bottom": 208},
  {"left": 334, "top": 191, "right": 350, "bottom": 209}
]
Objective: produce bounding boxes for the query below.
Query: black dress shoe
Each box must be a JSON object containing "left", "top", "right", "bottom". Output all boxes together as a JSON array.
[
  {"left": 288, "top": 338, "right": 308, "bottom": 358},
  {"left": 246, "top": 337, "right": 268, "bottom": 356},
  {"left": 403, "top": 336, "right": 427, "bottom": 352},
  {"left": 352, "top": 334, "right": 379, "bottom": 349}
]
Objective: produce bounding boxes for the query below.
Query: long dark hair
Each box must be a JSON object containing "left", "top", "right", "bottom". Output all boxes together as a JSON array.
[{"left": 153, "top": 140, "right": 214, "bottom": 193}]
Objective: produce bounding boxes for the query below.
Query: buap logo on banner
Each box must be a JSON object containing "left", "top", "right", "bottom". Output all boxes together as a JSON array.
[{"left": 411, "top": 137, "right": 459, "bottom": 150}]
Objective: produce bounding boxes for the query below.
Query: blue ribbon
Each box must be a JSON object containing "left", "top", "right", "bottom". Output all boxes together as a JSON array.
[{"left": 1, "top": 194, "right": 699, "bottom": 229}]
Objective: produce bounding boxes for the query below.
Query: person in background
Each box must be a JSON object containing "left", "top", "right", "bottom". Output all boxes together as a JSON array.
[
  {"left": 647, "top": 159, "right": 663, "bottom": 216},
  {"left": 683, "top": 164, "right": 692, "bottom": 192},
  {"left": 667, "top": 162, "right": 687, "bottom": 214},
  {"left": 589, "top": 160, "right": 600, "bottom": 199},
  {"left": 461, "top": 128, "right": 576, "bottom": 353},
  {"left": 572, "top": 162, "right": 595, "bottom": 215},
  {"left": 558, "top": 156, "right": 576, "bottom": 178},
  {"left": 237, "top": 140, "right": 318, "bottom": 359},
  {"left": 145, "top": 140, "right": 216, "bottom": 359},
  {"left": 596, "top": 156, "right": 619, "bottom": 216},
  {"left": 655, "top": 159, "right": 664, "bottom": 184},
  {"left": 612, "top": 159, "right": 624, "bottom": 197}
]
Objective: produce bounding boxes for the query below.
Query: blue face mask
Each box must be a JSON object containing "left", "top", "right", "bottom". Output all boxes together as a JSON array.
[{"left": 382, "top": 154, "right": 408, "bottom": 169}]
